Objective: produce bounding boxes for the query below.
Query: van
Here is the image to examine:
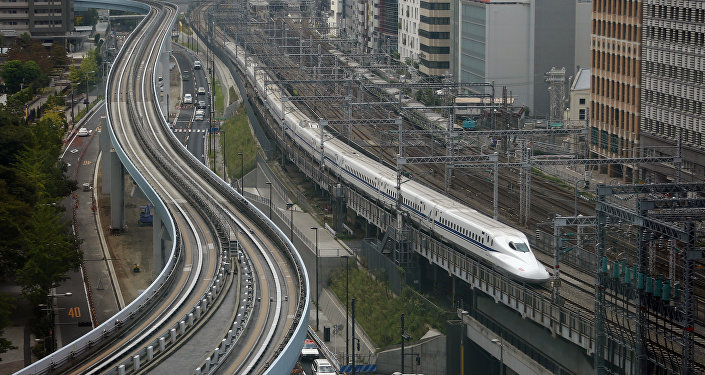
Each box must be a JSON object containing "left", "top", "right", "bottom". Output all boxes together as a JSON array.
[
  {"left": 194, "top": 60, "right": 201, "bottom": 70},
  {"left": 194, "top": 109, "right": 205, "bottom": 121}
]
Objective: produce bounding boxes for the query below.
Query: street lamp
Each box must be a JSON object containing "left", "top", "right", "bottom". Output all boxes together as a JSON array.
[
  {"left": 238, "top": 152, "right": 244, "bottom": 195},
  {"left": 265, "top": 181, "right": 272, "bottom": 219},
  {"left": 351, "top": 297, "right": 356, "bottom": 375},
  {"left": 341, "top": 255, "right": 350, "bottom": 365},
  {"left": 310, "top": 226, "right": 319, "bottom": 331},
  {"left": 491, "top": 337, "right": 504, "bottom": 375},
  {"left": 401, "top": 313, "right": 411, "bottom": 372},
  {"left": 44, "top": 292, "right": 72, "bottom": 353},
  {"left": 286, "top": 203, "right": 294, "bottom": 240}
]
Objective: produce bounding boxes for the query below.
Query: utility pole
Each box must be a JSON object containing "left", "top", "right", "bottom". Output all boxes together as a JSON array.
[{"left": 351, "top": 297, "right": 356, "bottom": 375}]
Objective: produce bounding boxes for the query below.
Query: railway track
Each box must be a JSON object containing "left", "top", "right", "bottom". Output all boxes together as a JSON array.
[{"left": 199, "top": 8, "right": 705, "bottom": 372}]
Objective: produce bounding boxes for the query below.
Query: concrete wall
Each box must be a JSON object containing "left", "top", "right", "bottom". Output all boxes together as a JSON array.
[
  {"left": 574, "top": 0, "right": 592, "bottom": 70},
  {"left": 532, "top": 0, "right": 576, "bottom": 117},
  {"left": 376, "top": 333, "right": 446, "bottom": 375},
  {"left": 475, "top": 293, "right": 593, "bottom": 374}
]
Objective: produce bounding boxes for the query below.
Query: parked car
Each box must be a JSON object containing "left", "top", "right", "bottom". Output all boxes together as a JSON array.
[
  {"left": 183, "top": 94, "right": 193, "bottom": 104},
  {"left": 197, "top": 100, "right": 207, "bottom": 109},
  {"left": 77, "top": 128, "right": 90, "bottom": 137},
  {"left": 197, "top": 86, "right": 206, "bottom": 95},
  {"left": 300, "top": 339, "right": 319, "bottom": 360},
  {"left": 311, "top": 359, "right": 336, "bottom": 375}
]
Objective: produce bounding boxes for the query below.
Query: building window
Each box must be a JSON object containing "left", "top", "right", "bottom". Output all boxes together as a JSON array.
[
  {"left": 579, "top": 98, "right": 586, "bottom": 105},
  {"left": 579, "top": 109, "right": 586, "bottom": 120},
  {"left": 420, "top": 1, "right": 449, "bottom": 10},
  {"left": 420, "top": 44, "right": 449, "bottom": 54},
  {"left": 420, "top": 58, "right": 449, "bottom": 69},
  {"left": 418, "top": 29, "right": 449, "bottom": 39},
  {"left": 420, "top": 15, "right": 449, "bottom": 25},
  {"left": 591, "top": 127, "right": 599, "bottom": 146}
]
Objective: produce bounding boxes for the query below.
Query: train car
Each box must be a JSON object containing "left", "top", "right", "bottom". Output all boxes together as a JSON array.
[{"left": 225, "top": 41, "right": 550, "bottom": 283}]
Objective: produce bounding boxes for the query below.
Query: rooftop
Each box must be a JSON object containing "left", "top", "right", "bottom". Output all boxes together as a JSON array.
[{"left": 571, "top": 67, "right": 590, "bottom": 91}]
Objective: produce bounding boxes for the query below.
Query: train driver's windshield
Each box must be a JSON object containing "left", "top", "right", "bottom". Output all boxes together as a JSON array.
[{"left": 509, "top": 241, "right": 530, "bottom": 253}]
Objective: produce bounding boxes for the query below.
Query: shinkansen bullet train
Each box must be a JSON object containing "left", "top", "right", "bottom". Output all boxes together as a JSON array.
[{"left": 225, "top": 42, "right": 550, "bottom": 283}]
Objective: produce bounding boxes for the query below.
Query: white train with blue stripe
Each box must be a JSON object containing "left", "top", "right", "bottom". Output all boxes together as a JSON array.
[{"left": 226, "top": 42, "right": 550, "bottom": 283}]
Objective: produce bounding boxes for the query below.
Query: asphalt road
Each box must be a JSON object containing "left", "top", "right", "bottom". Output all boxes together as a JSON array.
[
  {"left": 56, "top": 105, "right": 108, "bottom": 349},
  {"left": 172, "top": 45, "right": 212, "bottom": 164}
]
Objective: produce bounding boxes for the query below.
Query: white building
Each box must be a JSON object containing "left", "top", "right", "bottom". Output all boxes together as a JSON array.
[
  {"left": 566, "top": 67, "right": 590, "bottom": 124},
  {"left": 398, "top": 0, "right": 419, "bottom": 62}
]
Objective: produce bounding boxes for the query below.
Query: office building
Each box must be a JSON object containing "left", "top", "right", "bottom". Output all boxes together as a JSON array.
[
  {"left": 451, "top": 0, "right": 586, "bottom": 114},
  {"left": 589, "top": 0, "right": 642, "bottom": 180},
  {"left": 0, "top": 0, "right": 74, "bottom": 40},
  {"left": 639, "top": 0, "right": 705, "bottom": 182},
  {"left": 398, "top": 0, "right": 419, "bottom": 62}
]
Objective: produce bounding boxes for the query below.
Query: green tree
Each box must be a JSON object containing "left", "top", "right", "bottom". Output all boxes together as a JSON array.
[
  {"left": 48, "top": 43, "right": 69, "bottom": 68},
  {"left": 1, "top": 60, "right": 45, "bottom": 94},
  {"left": 68, "top": 49, "right": 99, "bottom": 92},
  {"left": 16, "top": 205, "right": 81, "bottom": 304},
  {"left": 6, "top": 34, "right": 52, "bottom": 74},
  {"left": 1, "top": 60, "right": 24, "bottom": 93},
  {"left": 0, "top": 293, "right": 17, "bottom": 358}
]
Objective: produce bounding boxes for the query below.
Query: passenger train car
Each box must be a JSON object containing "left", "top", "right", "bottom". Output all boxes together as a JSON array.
[{"left": 225, "top": 42, "right": 550, "bottom": 283}]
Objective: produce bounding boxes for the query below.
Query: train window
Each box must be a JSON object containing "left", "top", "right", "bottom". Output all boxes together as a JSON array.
[{"left": 509, "top": 242, "right": 529, "bottom": 253}]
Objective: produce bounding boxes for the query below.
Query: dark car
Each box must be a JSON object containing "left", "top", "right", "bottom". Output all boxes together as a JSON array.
[{"left": 182, "top": 70, "right": 190, "bottom": 81}]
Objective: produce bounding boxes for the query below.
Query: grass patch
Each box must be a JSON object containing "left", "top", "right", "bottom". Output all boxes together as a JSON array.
[
  {"left": 229, "top": 86, "right": 239, "bottom": 105},
  {"left": 222, "top": 104, "right": 257, "bottom": 180},
  {"left": 329, "top": 265, "right": 452, "bottom": 349},
  {"left": 213, "top": 79, "right": 225, "bottom": 114},
  {"left": 531, "top": 167, "right": 572, "bottom": 190}
]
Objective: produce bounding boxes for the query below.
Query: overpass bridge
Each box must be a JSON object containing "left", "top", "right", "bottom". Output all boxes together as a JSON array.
[{"left": 14, "top": 1, "right": 308, "bottom": 374}]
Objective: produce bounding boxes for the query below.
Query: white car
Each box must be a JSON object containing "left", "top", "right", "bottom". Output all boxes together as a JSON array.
[
  {"left": 300, "top": 339, "right": 319, "bottom": 360},
  {"left": 77, "top": 128, "right": 89, "bottom": 137},
  {"left": 312, "top": 359, "right": 336, "bottom": 375},
  {"left": 183, "top": 93, "right": 193, "bottom": 104},
  {"left": 194, "top": 109, "right": 205, "bottom": 121}
]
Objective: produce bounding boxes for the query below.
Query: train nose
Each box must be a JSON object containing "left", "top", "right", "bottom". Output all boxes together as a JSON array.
[
  {"left": 514, "top": 254, "right": 550, "bottom": 283},
  {"left": 519, "top": 265, "right": 550, "bottom": 283}
]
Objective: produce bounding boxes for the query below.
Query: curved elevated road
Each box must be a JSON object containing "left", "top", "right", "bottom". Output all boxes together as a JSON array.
[{"left": 15, "top": 2, "right": 308, "bottom": 375}]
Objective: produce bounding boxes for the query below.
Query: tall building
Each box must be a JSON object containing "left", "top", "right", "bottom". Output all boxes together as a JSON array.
[
  {"left": 639, "top": 0, "right": 705, "bottom": 182},
  {"left": 417, "top": 0, "right": 450, "bottom": 76},
  {"left": 451, "top": 0, "right": 587, "bottom": 113},
  {"left": 377, "top": 0, "right": 398, "bottom": 53},
  {"left": 398, "top": 0, "right": 419, "bottom": 62},
  {"left": 589, "top": 0, "right": 642, "bottom": 180},
  {"left": 0, "top": 0, "right": 74, "bottom": 40},
  {"left": 452, "top": 0, "right": 532, "bottom": 103}
]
